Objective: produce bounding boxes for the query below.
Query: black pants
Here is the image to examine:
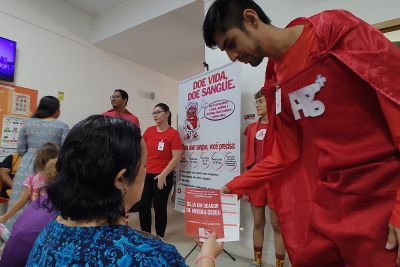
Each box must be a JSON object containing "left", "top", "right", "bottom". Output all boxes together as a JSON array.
[{"left": 138, "top": 173, "right": 173, "bottom": 237}]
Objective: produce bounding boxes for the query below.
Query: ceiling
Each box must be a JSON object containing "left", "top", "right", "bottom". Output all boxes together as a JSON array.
[
  {"left": 95, "top": 1, "right": 205, "bottom": 81},
  {"left": 62, "top": 0, "right": 127, "bottom": 16},
  {"left": 385, "top": 30, "right": 400, "bottom": 41},
  {"left": 61, "top": 0, "right": 205, "bottom": 81}
]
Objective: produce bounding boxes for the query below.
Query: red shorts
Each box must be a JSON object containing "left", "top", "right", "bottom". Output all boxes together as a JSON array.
[{"left": 249, "top": 183, "right": 275, "bottom": 208}]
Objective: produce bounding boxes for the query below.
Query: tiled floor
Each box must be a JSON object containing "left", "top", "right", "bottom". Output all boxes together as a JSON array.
[{"left": 128, "top": 203, "right": 274, "bottom": 267}]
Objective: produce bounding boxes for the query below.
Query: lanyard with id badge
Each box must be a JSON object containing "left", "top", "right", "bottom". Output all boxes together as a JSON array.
[
  {"left": 275, "top": 84, "right": 282, "bottom": 115},
  {"left": 158, "top": 139, "right": 164, "bottom": 151}
]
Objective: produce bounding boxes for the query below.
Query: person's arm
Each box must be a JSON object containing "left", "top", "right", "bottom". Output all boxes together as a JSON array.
[
  {"left": 0, "top": 168, "right": 13, "bottom": 188},
  {"left": 155, "top": 150, "right": 182, "bottom": 190},
  {"left": 135, "top": 117, "right": 141, "bottom": 129},
  {"left": 195, "top": 233, "right": 223, "bottom": 267},
  {"left": 17, "top": 125, "right": 28, "bottom": 156},
  {"left": 376, "top": 94, "right": 400, "bottom": 152},
  {"left": 377, "top": 94, "right": 400, "bottom": 257},
  {"left": 223, "top": 116, "right": 300, "bottom": 196},
  {"left": 0, "top": 186, "right": 30, "bottom": 223},
  {"left": 60, "top": 123, "right": 70, "bottom": 144},
  {"left": 0, "top": 155, "right": 14, "bottom": 187},
  {"left": 242, "top": 125, "right": 251, "bottom": 201},
  {"left": 170, "top": 171, "right": 177, "bottom": 203}
]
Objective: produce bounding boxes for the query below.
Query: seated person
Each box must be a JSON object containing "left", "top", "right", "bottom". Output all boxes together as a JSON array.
[
  {"left": 26, "top": 115, "right": 222, "bottom": 267},
  {"left": 0, "top": 197, "right": 57, "bottom": 267},
  {"left": 0, "top": 154, "right": 21, "bottom": 199}
]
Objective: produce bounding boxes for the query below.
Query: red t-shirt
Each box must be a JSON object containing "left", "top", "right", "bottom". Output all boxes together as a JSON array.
[
  {"left": 143, "top": 126, "right": 183, "bottom": 174},
  {"left": 274, "top": 23, "right": 318, "bottom": 82},
  {"left": 102, "top": 109, "right": 140, "bottom": 128},
  {"left": 254, "top": 122, "right": 268, "bottom": 164},
  {"left": 243, "top": 121, "right": 268, "bottom": 167}
]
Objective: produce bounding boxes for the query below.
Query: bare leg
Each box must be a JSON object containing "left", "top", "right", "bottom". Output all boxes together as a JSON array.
[{"left": 251, "top": 204, "right": 266, "bottom": 266}]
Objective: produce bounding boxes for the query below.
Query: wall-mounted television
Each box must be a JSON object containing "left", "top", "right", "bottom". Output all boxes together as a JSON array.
[{"left": 0, "top": 37, "right": 17, "bottom": 82}]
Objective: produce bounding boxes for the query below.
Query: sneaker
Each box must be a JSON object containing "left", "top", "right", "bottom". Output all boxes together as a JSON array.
[{"left": 249, "top": 260, "right": 262, "bottom": 267}]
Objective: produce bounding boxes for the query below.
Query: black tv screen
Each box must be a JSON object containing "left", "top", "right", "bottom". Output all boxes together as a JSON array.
[{"left": 0, "top": 36, "right": 17, "bottom": 82}]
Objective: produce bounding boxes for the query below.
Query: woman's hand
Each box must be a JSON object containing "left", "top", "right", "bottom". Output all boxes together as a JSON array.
[
  {"left": 154, "top": 174, "right": 167, "bottom": 190},
  {"left": 171, "top": 188, "right": 176, "bottom": 203},
  {"left": 200, "top": 233, "right": 223, "bottom": 259}
]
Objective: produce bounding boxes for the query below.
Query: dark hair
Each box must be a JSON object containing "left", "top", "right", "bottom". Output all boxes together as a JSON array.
[
  {"left": 155, "top": 103, "right": 172, "bottom": 126},
  {"left": 32, "top": 96, "right": 60, "bottom": 118},
  {"left": 114, "top": 89, "right": 129, "bottom": 103},
  {"left": 33, "top": 142, "right": 59, "bottom": 173},
  {"left": 203, "top": 0, "right": 271, "bottom": 48},
  {"left": 47, "top": 115, "right": 142, "bottom": 224},
  {"left": 254, "top": 88, "right": 265, "bottom": 99}
]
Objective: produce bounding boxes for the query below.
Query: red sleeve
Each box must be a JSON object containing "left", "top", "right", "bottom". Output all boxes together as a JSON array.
[
  {"left": 134, "top": 116, "right": 141, "bottom": 129},
  {"left": 243, "top": 125, "right": 249, "bottom": 136},
  {"left": 171, "top": 130, "right": 183, "bottom": 150},
  {"left": 313, "top": 10, "right": 400, "bottom": 107},
  {"left": 143, "top": 127, "right": 150, "bottom": 142},
  {"left": 23, "top": 175, "right": 33, "bottom": 189},
  {"left": 377, "top": 93, "right": 400, "bottom": 227},
  {"left": 226, "top": 115, "right": 300, "bottom": 196},
  {"left": 377, "top": 93, "right": 400, "bottom": 152}
]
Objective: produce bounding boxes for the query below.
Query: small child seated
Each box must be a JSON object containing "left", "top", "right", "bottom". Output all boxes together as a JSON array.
[{"left": 0, "top": 142, "right": 59, "bottom": 225}]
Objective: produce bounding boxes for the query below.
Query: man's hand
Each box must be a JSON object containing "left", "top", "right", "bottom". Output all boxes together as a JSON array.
[
  {"left": 386, "top": 223, "right": 400, "bottom": 265},
  {"left": 242, "top": 194, "right": 249, "bottom": 201},
  {"left": 221, "top": 186, "right": 231, "bottom": 194}
]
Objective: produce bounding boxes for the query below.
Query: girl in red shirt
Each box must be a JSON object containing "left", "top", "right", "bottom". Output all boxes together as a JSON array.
[{"left": 139, "top": 103, "right": 183, "bottom": 237}]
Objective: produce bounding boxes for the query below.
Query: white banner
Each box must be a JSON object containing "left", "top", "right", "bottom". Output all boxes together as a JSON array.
[
  {"left": 175, "top": 62, "right": 241, "bottom": 212},
  {"left": 1, "top": 115, "right": 25, "bottom": 149}
]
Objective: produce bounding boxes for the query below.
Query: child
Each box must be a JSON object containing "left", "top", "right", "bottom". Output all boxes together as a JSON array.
[
  {"left": 0, "top": 142, "right": 59, "bottom": 225},
  {"left": 244, "top": 89, "right": 286, "bottom": 267}
]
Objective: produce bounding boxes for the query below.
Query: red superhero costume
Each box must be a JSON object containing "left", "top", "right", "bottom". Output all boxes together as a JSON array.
[
  {"left": 243, "top": 120, "right": 271, "bottom": 207},
  {"left": 226, "top": 10, "right": 400, "bottom": 266}
]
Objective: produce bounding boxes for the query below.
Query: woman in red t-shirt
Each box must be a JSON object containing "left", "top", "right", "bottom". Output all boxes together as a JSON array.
[{"left": 139, "top": 103, "right": 183, "bottom": 237}]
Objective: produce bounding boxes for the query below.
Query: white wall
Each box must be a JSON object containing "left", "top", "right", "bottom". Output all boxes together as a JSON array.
[
  {"left": 0, "top": 0, "right": 93, "bottom": 42},
  {"left": 92, "top": 0, "right": 196, "bottom": 43},
  {"left": 0, "top": 6, "right": 179, "bottom": 129},
  {"left": 204, "top": 0, "right": 400, "bottom": 265}
]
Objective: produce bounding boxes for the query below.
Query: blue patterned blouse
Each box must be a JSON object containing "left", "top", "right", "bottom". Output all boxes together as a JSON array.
[{"left": 26, "top": 219, "right": 188, "bottom": 267}]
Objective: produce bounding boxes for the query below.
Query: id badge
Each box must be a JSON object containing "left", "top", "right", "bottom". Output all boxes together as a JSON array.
[
  {"left": 275, "top": 85, "right": 282, "bottom": 115},
  {"left": 158, "top": 140, "right": 164, "bottom": 151}
]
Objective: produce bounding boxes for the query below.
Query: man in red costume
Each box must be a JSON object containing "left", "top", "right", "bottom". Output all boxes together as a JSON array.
[{"left": 203, "top": 0, "right": 400, "bottom": 266}]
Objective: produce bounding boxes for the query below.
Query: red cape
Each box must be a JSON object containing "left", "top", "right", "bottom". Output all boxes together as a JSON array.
[
  {"left": 226, "top": 9, "right": 400, "bottom": 262},
  {"left": 268, "top": 9, "right": 400, "bottom": 260}
]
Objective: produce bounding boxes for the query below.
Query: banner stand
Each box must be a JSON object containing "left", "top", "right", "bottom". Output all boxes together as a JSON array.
[{"left": 177, "top": 62, "right": 242, "bottom": 263}]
